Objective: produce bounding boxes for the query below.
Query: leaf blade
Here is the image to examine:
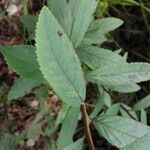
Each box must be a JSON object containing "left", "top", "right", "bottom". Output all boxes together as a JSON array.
[
  {"left": 36, "top": 6, "right": 86, "bottom": 106},
  {"left": 93, "top": 115, "right": 150, "bottom": 148},
  {"left": 0, "top": 45, "right": 45, "bottom": 82},
  {"left": 70, "top": 0, "right": 97, "bottom": 48}
]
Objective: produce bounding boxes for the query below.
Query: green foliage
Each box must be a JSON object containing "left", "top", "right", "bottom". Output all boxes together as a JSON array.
[
  {"left": 36, "top": 6, "right": 86, "bottom": 106},
  {"left": 93, "top": 115, "right": 150, "bottom": 148},
  {"left": 63, "top": 138, "right": 84, "bottom": 150},
  {"left": 88, "top": 63, "right": 150, "bottom": 88},
  {"left": 8, "top": 77, "right": 40, "bottom": 101},
  {"left": 20, "top": 15, "right": 38, "bottom": 33},
  {"left": 57, "top": 107, "right": 80, "bottom": 149},
  {"left": 0, "top": 0, "right": 150, "bottom": 149},
  {"left": 77, "top": 46, "right": 126, "bottom": 70},
  {"left": 134, "top": 95, "right": 150, "bottom": 111},
  {"left": 69, "top": 0, "right": 97, "bottom": 48},
  {"left": 0, "top": 45, "right": 45, "bottom": 82},
  {"left": 47, "top": 0, "right": 72, "bottom": 35},
  {"left": 121, "top": 132, "right": 150, "bottom": 150}
]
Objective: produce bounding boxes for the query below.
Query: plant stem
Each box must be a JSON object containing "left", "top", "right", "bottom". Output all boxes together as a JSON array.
[{"left": 81, "top": 103, "right": 95, "bottom": 150}]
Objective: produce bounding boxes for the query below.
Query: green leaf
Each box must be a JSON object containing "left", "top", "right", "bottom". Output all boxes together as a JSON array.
[
  {"left": 63, "top": 138, "right": 84, "bottom": 150},
  {"left": 20, "top": 15, "right": 38, "bottom": 33},
  {"left": 121, "top": 132, "right": 150, "bottom": 150},
  {"left": 47, "top": 0, "right": 72, "bottom": 34},
  {"left": 88, "top": 63, "right": 150, "bottom": 87},
  {"left": 133, "top": 95, "right": 150, "bottom": 111},
  {"left": 80, "top": 34, "right": 107, "bottom": 46},
  {"left": 110, "top": 83, "right": 141, "bottom": 93},
  {"left": 55, "top": 103, "right": 69, "bottom": 125},
  {"left": 36, "top": 6, "right": 85, "bottom": 106},
  {"left": 90, "top": 92, "right": 105, "bottom": 119},
  {"left": 0, "top": 45, "right": 45, "bottom": 82},
  {"left": 57, "top": 107, "right": 80, "bottom": 149},
  {"left": 120, "top": 103, "right": 138, "bottom": 120},
  {"left": 85, "top": 17, "right": 123, "bottom": 39},
  {"left": 103, "top": 91, "right": 111, "bottom": 108},
  {"left": 8, "top": 77, "right": 40, "bottom": 101},
  {"left": 88, "top": 17, "right": 123, "bottom": 33},
  {"left": 140, "top": 109, "right": 147, "bottom": 125},
  {"left": 70, "top": 0, "right": 97, "bottom": 48},
  {"left": 77, "top": 46, "right": 126, "bottom": 70},
  {"left": 0, "top": 133, "right": 17, "bottom": 150},
  {"left": 93, "top": 115, "right": 150, "bottom": 148},
  {"left": 68, "top": 0, "right": 81, "bottom": 20},
  {"left": 105, "top": 103, "right": 120, "bottom": 115}
]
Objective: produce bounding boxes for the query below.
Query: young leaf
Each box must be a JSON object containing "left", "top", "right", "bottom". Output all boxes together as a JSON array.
[
  {"left": 77, "top": 46, "right": 126, "bottom": 70},
  {"left": 55, "top": 103, "right": 69, "bottom": 125},
  {"left": 141, "top": 109, "right": 147, "bottom": 125},
  {"left": 133, "top": 95, "right": 150, "bottom": 111},
  {"left": 90, "top": 93, "right": 105, "bottom": 119},
  {"left": 8, "top": 77, "right": 40, "bottom": 101},
  {"left": 87, "top": 17, "right": 123, "bottom": 35},
  {"left": 81, "top": 17, "right": 123, "bottom": 45},
  {"left": 93, "top": 115, "right": 150, "bottom": 148},
  {"left": 47, "top": 0, "right": 72, "bottom": 34},
  {"left": 0, "top": 45, "right": 45, "bottom": 82},
  {"left": 87, "top": 63, "right": 150, "bottom": 87},
  {"left": 63, "top": 138, "right": 84, "bottom": 150},
  {"left": 110, "top": 83, "right": 141, "bottom": 93},
  {"left": 120, "top": 103, "right": 138, "bottom": 120},
  {"left": 105, "top": 103, "right": 120, "bottom": 115},
  {"left": 36, "top": 6, "right": 86, "bottom": 106},
  {"left": 70, "top": 0, "right": 98, "bottom": 48},
  {"left": 57, "top": 107, "right": 80, "bottom": 149},
  {"left": 121, "top": 132, "right": 150, "bottom": 150}
]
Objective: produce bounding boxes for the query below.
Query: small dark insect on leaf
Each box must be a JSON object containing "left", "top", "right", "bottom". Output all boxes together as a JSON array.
[{"left": 58, "top": 31, "right": 63, "bottom": 36}]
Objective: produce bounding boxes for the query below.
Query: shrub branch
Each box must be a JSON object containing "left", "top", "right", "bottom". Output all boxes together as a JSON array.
[{"left": 81, "top": 103, "right": 95, "bottom": 150}]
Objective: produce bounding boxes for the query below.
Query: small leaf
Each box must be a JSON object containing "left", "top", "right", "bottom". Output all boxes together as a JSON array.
[
  {"left": 57, "top": 107, "right": 80, "bottom": 149},
  {"left": 120, "top": 103, "right": 138, "bottom": 120},
  {"left": 8, "top": 77, "right": 40, "bottom": 101},
  {"left": 36, "top": 6, "right": 86, "bottom": 106},
  {"left": 93, "top": 115, "right": 150, "bottom": 148},
  {"left": 0, "top": 45, "right": 45, "bottom": 82},
  {"left": 141, "top": 109, "right": 147, "bottom": 125},
  {"left": 70, "top": 0, "right": 98, "bottom": 48},
  {"left": 88, "top": 63, "right": 150, "bottom": 87},
  {"left": 121, "top": 132, "right": 150, "bottom": 150},
  {"left": 77, "top": 46, "right": 126, "bottom": 70},
  {"left": 90, "top": 92, "right": 105, "bottom": 118},
  {"left": 133, "top": 95, "right": 150, "bottom": 111},
  {"left": 87, "top": 17, "right": 123, "bottom": 35},
  {"left": 55, "top": 103, "right": 69, "bottom": 125},
  {"left": 63, "top": 138, "right": 84, "bottom": 150},
  {"left": 103, "top": 91, "right": 111, "bottom": 108},
  {"left": 105, "top": 103, "right": 120, "bottom": 115},
  {"left": 83, "top": 17, "right": 123, "bottom": 45},
  {"left": 111, "top": 83, "right": 141, "bottom": 93}
]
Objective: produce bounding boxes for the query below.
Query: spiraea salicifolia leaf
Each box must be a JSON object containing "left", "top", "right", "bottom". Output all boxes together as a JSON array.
[{"left": 36, "top": 6, "right": 86, "bottom": 106}]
